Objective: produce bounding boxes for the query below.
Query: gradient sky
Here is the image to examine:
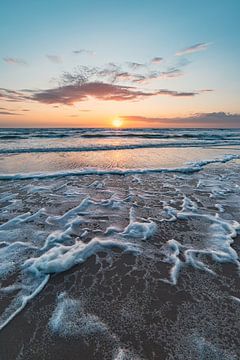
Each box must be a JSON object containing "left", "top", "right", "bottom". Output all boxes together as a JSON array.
[{"left": 0, "top": 0, "right": 240, "bottom": 128}]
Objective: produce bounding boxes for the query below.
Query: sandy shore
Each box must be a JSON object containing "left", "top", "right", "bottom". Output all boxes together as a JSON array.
[{"left": 0, "top": 163, "right": 240, "bottom": 359}]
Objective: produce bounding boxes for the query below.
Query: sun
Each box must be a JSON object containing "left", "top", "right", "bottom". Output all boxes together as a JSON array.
[{"left": 112, "top": 118, "right": 123, "bottom": 128}]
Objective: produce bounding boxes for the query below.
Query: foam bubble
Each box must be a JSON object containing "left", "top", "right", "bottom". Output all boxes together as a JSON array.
[
  {"left": 161, "top": 194, "right": 240, "bottom": 279},
  {"left": 122, "top": 207, "right": 157, "bottom": 240},
  {"left": 25, "top": 238, "right": 139, "bottom": 275},
  {"left": 49, "top": 292, "right": 108, "bottom": 337}
]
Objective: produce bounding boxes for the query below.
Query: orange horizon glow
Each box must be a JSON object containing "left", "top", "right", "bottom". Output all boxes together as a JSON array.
[{"left": 0, "top": 98, "right": 240, "bottom": 128}]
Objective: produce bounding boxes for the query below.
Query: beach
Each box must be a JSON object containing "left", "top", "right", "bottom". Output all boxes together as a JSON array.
[
  {"left": 1, "top": 0, "right": 240, "bottom": 357},
  {"left": 0, "top": 128, "right": 240, "bottom": 359}
]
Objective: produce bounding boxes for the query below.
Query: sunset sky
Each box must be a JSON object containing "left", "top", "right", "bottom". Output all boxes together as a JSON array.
[{"left": 0, "top": 0, "right": 240, "bottom": 128}]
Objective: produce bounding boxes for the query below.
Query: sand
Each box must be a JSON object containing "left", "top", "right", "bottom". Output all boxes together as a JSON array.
[{"left": 0, "top": 162, "right": 240, "bottom": 359}]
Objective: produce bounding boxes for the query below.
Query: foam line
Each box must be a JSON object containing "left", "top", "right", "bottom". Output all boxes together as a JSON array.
[
  {"left": 25, "top": 238, "right": 140, "bottom": 275},
  {"left": 46, "top": 197, "right": 93, "bottom": 226},
  {"left": 0, "top": 209, "right": 46, "bottom": 230},
  {"left": 0, "top": 275, "right": 49, "bottom": 331},
  {"left": 0, "top": 154, "right": 239, "bottom": 181}
]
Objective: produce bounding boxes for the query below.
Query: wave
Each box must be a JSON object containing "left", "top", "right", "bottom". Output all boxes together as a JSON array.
[
  {"left": 0, "top": 154, "right": 239, "bottom": 180},
  {"left": 1, "top": 140, "right": 240, "bottom": 155},
  {"left": 1, "top": 128, "right": 240, "bottom": 141}
]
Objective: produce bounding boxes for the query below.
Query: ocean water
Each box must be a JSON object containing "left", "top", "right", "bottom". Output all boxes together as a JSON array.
[
  {"left": 1, "top": 128, "right": 240, "bottom": 176},
  {"left": 0, "top": 128, "right": 240, "bottom": 359}
]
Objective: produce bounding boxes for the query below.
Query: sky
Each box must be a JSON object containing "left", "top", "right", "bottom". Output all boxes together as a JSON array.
[{"left": 0, "top": 0, "right": 240, "bottom": 128}]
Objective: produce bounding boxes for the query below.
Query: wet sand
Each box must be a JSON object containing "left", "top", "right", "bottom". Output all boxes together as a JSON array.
[{"left": 0, "top": 163, "right": 240, "bottom": 359}]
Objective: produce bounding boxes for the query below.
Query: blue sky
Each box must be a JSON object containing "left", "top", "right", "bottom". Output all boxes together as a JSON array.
[{"left": 0, "top": 0, "right": 240, "bottom": 127}]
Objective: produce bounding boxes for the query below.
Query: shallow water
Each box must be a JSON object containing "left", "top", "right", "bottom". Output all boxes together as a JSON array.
[
  {"left": 1, "top": 147, "right": 240, "bottom": 175},
  {"left": 1, "top": 128, "right": 240, "bottom": 176}
]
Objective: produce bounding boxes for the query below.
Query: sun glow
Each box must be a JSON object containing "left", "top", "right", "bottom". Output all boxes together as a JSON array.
[{"left": 112, "top": 118, "right": 123, "bottom": 128}]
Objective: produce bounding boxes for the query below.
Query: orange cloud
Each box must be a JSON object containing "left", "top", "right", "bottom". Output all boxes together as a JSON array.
[
  {"left": 123, "top": 112, "right": 240, "bottom": 127},
  {"left": 31, "top": 83, "right": 198, "bottom": 105}
]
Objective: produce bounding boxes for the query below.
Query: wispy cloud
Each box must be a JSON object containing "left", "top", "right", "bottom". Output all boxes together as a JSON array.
[
  {"left": 161, "top": 69, "right": 183, "bottom": 78},
  {"left": 0, "top": 88, "right": 26, "bottom": 102},
  {"left": 176, "top": 42, "right": 210, "bottom": 56},
  {"left": 111, "top": 72, "right": 147, "bottom": 83},
  {"left": 123, "top": 112, "right": 240, "bottom": 127},
  {"left": 0, "top": 111, "right": 20, "bottom": 115},
  {"left": 151, "top": 57, "right": 163, "bottom": 64},
  {"left": 126, "top": 62, "right": 146, "bottom": 70},
  {"left": 73, "top": 49, "right": 96, "bottom": 56},
  {"left": 98, "top": 65, "right": 148, "bottom": 83},
  {"left": 146, "top": 68, "right": 183, "bottom": 81},
  {"left": 46, "top": 54, "right": 62, "bottom": 64},
  {"left": 3, "top": 57, "right": 28, "bottom": 66},
  {"left": 58, "top": 64, "right": 148, "bottom": 84},
  {"left": 98, "top": 59, "right": 181, "bottom": 82},
  {"left": 60, "top": 63, "right": 183, "bottom": 85},
  {"left": 0, "top": 106, "right": 29, "bottom": 113}
]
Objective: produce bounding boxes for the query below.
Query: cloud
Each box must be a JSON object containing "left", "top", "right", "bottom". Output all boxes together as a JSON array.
[
  {"left": 176, "top": 42, "right": 210, "bottom": 56},
  {"left": 0, "top": 111, "right": 20, "bottom": 115},
  {"left": 198, "top": 89, "right": 213, "bottom": 93},
  {"left": 151, "top": 57, "right": 163, "bottom": 64},
  {"left": 0, "top": 59, "right": 209, "bottom": 107},
  {"left": 85, "top": 63, "right": 183, "bottom": 84},
  {"left": 58, "top": 67, "right": 97, "bottom": 86},
  {"left": 158, "top": 89, "right": 196, "bottom": 96},
  {"left": 123, "top": 112, "right": 240, "bottom": 127},
  {"left": 0, "top": 59, "right": 203, "bottom": 107},
  {"left": 112, "top": 72, "right": 147, "bottom": 83},
  {"left": 3, "top": 57, "right": 28, "bottom": 66},
  {"left": 0, "top": 82, "right": 199, "bottom": 106},
  {"left": 145, "top": 68, "right": 183, "bottom": 81},
  {"left": 61, "top": 64, "right": 147, "bottom": 84},
  {"left": 73, "top": 49, "right": 96, "bottom": 56},
  {"left": 31, "top": 83, "right": 155, "bottom": 104},
  {"left": 0, "top": 88, "right": 26, "bottom": 102},
  {"left": 30, "top": 80, "right": 199, "bottom": 105},
  {"left": 0, "top": 106, "right": 29, "bottom": 113},
  {"left": 46, "top": 54, "right": 62, "bottom": 64},
  {"left": 126, "top": 62, "right": 146, "bottom": 70},
  {"left": 161, "top": 69, "right": 183, "bottom": 78}
]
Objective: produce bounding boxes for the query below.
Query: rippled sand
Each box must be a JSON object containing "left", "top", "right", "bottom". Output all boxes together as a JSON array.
[{"left": 0, "top": 161, "right": 240, "bottom": 359}]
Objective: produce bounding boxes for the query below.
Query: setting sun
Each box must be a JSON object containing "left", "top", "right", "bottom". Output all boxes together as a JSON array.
[{"left": 112, "top": 118, "right": 123, "bottom": 128}]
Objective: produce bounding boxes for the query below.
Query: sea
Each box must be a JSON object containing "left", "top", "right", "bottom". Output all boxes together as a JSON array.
[
  {"left": 1, "top": 127, "right": 240, "bottom": 176},
  {"left": 0, "top": 128, "right": 240, "bottom": 359}
]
